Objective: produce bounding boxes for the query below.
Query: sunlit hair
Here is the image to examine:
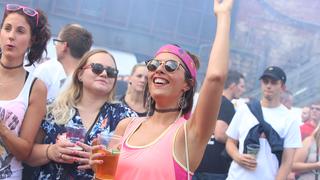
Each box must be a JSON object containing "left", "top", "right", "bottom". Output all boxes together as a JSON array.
[
  {"left": 130, "top": 63, "right": 146, "bottom": 76},
  {"left": 1, "top": 6, "right": 51, "bottom": 65},
  {"left": 144, "top": 44, "right": 200, "bottom": 117},
  {"left": 48, "top": 49, "right": 118, "bottom": 125}
]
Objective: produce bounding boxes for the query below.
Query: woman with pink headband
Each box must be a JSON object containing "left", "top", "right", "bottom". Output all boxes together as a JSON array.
[{"left": 90, "top": 0, "right": 234, "bottom": 179}]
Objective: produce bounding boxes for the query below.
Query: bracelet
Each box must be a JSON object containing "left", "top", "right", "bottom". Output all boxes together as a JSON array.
[{"left": 46, "top": 144, "right": 52, "bottom": 161}]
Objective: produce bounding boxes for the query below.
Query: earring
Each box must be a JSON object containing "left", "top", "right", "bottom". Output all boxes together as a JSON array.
[
  {"left": 178, "top": 92, "right": 187, "bottom": 110},
  {"left": 147, "top": 95, "right": 155, "bottom": 116},
  {"left": 26, "top": 47, "right": 31, "bottom": 54}
]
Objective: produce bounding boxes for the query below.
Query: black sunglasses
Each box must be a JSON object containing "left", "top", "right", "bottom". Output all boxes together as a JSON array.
[
  {"left": 83, "top": 63, "right": 118, "bottom": 78},
  {"left": 145, "top": 59, "right": 185, "bottom": 73}
]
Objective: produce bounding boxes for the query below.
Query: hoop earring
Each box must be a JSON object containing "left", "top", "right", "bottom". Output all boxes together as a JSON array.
[
  {"left": 147, "top": 95, "right": 155, "bottom": 116},
  {"left": 178, "top": 92, "right": 187, "bottom": 110},
  {"left": 26, "top": 47, "right": 31, "bottom": 54}
]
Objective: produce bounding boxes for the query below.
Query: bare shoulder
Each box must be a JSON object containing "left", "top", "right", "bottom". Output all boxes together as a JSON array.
[
  {"left": 31, "top": 78, "right": 47, "bottom": 95},
  {"left": 114, "top": 117, "right": 136, "bottom": 136}
]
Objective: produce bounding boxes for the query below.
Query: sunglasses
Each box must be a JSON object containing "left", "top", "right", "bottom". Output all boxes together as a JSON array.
[
  {"left": 83, "top": 63, "right": 118, "bottom": 78},
  {"left": 145, "top": 59, "right": 185, "bottom": 73},
  {"left": 6, "top": 4, "right": 39, "bottom": 27}
]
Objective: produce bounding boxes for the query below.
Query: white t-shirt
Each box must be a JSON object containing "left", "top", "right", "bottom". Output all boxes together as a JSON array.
[
  {"left": 33, "top": 60, "right": 66, "bottom": 102},
  {"left": 226, "top": 103, "right": 302, "bottom": 180}
]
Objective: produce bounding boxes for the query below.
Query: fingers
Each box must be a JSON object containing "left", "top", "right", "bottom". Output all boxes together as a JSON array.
[
  {"left": 59, "top": 153, "right": 75, "bottom": 164},
  {"left": 88, "top": 151, "right": 106, "bottom": 172},
  {"left": 77, "top": 164, "right": 91, "bottom": 170},
  {"left": 214, "top": 0, "right": 234, "bottom": 14},
  {"left": 49, "top": 143, "right": 76, "bottom": 163},
  {"left": 239, "top": 154, "right": 257, "bottom": 170},
  {"left": 76, "top": 141, "right": 92, "bottom": 152}
]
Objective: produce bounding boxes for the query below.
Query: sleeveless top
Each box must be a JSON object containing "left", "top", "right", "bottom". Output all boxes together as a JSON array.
[
  {"left": 0, "top": 73, "right": 35, "bottom": 179},
  {"left": 115, "top": 117, "right": 193, "bottom": 180},
  {"left": 297, "top": 139, "right": 320, "bottom": 180}
]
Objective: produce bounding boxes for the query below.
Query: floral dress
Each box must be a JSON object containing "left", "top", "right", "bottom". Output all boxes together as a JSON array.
[{"left": 32, "top": 102, "right": 137, "bottom": 180}]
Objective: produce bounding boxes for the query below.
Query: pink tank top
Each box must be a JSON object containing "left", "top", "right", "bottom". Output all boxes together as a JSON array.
[
  {"left": 0, "top": 73, "right": 35, "bottom": 179},
  {"left": 115, "top": 117, "right": 193, "bottom": 180}
]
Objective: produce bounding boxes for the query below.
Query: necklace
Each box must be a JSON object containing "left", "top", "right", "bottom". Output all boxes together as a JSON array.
[
  {"left": 154, "top": 107, "right": 180, "bottom": 113},
  {"left": 0, "top": 61, "right": 23, "bottom": 69}
]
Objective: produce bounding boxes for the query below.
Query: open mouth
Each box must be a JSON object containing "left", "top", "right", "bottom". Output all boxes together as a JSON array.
[{"left": 153, "top": 77, "right": 169, "bottom": 85}]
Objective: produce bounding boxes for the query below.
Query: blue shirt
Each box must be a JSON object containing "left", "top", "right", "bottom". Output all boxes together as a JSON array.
[{"left": 33, "top": 102, "right": 137, "bottom": 180}]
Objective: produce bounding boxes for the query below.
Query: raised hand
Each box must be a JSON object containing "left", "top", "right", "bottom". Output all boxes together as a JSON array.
[{"left": 214, "top": 0, "right": 234, "bottom": 14}]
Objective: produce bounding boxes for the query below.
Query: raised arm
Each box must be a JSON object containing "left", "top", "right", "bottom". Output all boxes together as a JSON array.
[
  {"left": 292, "top": 137, "right": 320, "bottom": 173},
  {"left": 180, "top": 0, "right": 234, "bottom": 171},
  {"left": 189, "top": 0, "right": 233, "bottom": 147}
]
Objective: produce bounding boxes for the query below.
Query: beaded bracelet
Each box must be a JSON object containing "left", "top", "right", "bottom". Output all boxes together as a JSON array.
[{"left": 46, "top": 144, "right": 51, "bottom": 161}]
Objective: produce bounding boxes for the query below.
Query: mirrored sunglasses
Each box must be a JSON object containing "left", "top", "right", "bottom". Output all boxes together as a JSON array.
[{"left": 145, "top": 59, "right": 185, "bottom": 73}]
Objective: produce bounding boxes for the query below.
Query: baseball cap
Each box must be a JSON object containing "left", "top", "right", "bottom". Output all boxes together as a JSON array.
[{"left": 259, "top": 66, "right": 286, "bottom": 84}]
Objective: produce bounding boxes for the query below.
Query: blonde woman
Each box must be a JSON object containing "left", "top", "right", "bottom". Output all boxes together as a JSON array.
[
  {"left": 293, "top": 124, "right": 320, "bottom": 179},
  {"left": 25, "top": 49, "right": 137, "bottom": 180},
  {"left": 120, "top": 64, "right": 148, "bottom": 116}
]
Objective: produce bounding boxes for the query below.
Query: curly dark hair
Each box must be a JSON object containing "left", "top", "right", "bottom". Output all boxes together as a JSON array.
[{"left": 1, "top": 6, "right": 51, "bottom": 66}]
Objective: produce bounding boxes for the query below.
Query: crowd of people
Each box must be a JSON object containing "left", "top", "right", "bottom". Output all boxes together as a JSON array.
[{"left": 0, "top": 0, "right": 318, "bottom": 179}]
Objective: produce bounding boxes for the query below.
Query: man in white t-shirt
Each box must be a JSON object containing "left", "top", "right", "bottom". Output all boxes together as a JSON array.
[
  {"left": 33, "top": 24, "right": 93, "bottom": 102},
  {"left": 226, "top": 66, "right": 301, "bottom": 180}
]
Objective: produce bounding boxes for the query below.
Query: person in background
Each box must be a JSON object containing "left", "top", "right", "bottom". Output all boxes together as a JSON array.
[
  {"left": 119, "top": 64, "right": 148, "bottom": 116},
  {"left": 301, "top": 106, "right": 311, "bottom": 123},
  {"left": 280, "top": 90, "right": 293, "bottom": 110},
  {"left": 0, "top": 3, "right": 50, "bottom": 179},
  {"left": 226, "top": 66, "right": 301, "bottom": 180},
  {"left": 300, "top": 102, "right": 320, "bottom": 140},
  {"left": 194, "top": 70, "right": 245, "bottom": 180},
  {"left": 292, "top": 124, "right": 320, "bottom": 179},
  {"left": 25, "top": 49, "right": 137, "bottom": 180},
  {"left": 34, "top": 23, "right": 93, "bottom": 103},
  {"left": 90, "top": 0, "right": 234, "bottom": 179}
]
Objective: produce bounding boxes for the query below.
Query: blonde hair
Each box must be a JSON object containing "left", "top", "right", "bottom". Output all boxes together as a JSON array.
[{"left": 48, "top": 49, "right": 118, "bottom": 125}]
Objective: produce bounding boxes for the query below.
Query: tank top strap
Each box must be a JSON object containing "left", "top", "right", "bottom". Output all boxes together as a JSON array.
[
  {"left": 122, "top": 117, "right": 146, "bottom": 141},
  {"left": 17, "top": 72, "right": 36, "bottom": 104}
]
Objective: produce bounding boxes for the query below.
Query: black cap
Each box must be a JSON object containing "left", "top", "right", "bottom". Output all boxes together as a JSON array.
[{"left": 259, "top": 66, "right": 286, "bottom": 84}]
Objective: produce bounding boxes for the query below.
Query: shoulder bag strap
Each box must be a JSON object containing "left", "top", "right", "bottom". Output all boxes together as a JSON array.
[{"left": 184, "top": 122, "right": 190, "bottom": 180}]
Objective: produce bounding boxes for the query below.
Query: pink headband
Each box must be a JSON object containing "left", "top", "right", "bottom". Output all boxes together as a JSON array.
[{"left": 155, "top": 44, "right": 197, "bottom": 79}]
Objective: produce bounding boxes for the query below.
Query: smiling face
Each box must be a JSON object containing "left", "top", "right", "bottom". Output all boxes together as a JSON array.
[
  {"left": 147, "top": 52, "right": 190, "bottom": 107},
  {"left": 0, "top": 13, "right": 32, "bottom": 61},
  {"left": 78, "top": 52, "right": 117, "bottom": 97}
]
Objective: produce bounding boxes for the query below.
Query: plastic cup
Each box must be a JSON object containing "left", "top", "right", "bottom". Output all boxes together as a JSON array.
[
  {"left": 93, "top": 134, "right": 122, "bottom": 180},
  {"left": 65, "top": 124, "right": 86, "bottom": 150},
  {"left": 246, "top": 143, "right": 260, "bottom": 158}
]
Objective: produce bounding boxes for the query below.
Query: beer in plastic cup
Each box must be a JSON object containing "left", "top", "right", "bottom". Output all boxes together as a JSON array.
[{"left": 93, "top": 133, "right": 121, "bottom": 180}]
